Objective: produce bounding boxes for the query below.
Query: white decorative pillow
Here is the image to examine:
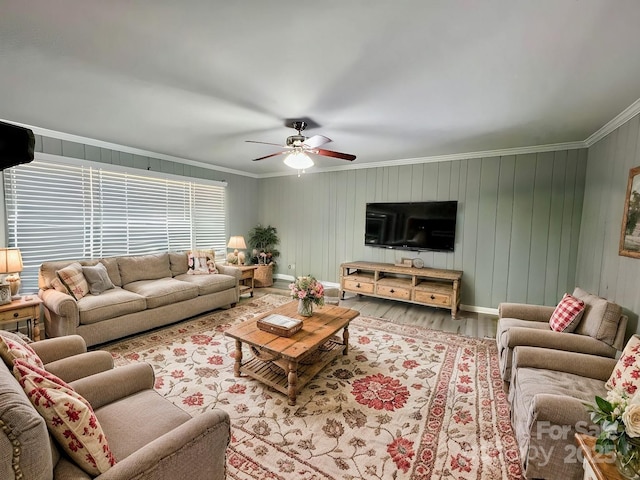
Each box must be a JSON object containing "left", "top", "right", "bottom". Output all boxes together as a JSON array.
[
  {"left": 13, "top": 359, "right": 117, "bottom": 475},
  {"left": 188, "top": 250, "right": 217, "bottom": 275},
  {"left": 549, "top": 293, "right": 585, "bottom": 333},
  {"left": 0, "top": 331, "right": 44, "bottom": 369},
  {"left": 606, "top": 335, "right": 640, "bottom": 396},
  {"left": 56, "top": 262, "right": 90, "bottom": 300}
]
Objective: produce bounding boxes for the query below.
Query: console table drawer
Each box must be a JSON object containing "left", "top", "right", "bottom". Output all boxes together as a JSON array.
[
  {"left": 414, "top": 290, "right": 451, "bottom": 306},
  {"left": 0, "top": 306, "right": 33, "bottom": 322},
  {"left": 376, "top": 284, "right": 411, "bottom": 300},
  {"left": 343, "top": 279, "right": 375, "bottom": 294}
]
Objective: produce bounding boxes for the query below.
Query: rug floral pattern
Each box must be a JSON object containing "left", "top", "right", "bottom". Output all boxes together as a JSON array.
[{"left": 103, "top": 295, "right": 522, "bottom": 479}]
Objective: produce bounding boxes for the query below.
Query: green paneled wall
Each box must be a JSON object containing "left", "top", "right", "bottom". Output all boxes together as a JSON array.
[{"left": 260, "top": 150, "right": 588, "bottom": 310}]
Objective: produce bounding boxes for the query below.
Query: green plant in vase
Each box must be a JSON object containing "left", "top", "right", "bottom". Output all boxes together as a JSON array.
[{"left": 247, "top": 224, "right": 280, "bottom": 269}]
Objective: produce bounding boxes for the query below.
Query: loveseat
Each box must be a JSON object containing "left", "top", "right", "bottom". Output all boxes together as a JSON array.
[
  {"left": 39, "top": 252, "right": 240, "bottom": 347},
  {"left": 0, "top": 332, "right": 230, "bottom": 479}
]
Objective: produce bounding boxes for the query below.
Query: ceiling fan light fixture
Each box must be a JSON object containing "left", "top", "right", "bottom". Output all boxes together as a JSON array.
[{"left": 284, "top": 151, "right": 314, "bottom": 169}]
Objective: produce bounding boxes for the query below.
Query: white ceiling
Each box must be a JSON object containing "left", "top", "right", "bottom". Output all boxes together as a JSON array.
[{"left": 2, "top": 1, "right": 640, "bottom": 177}]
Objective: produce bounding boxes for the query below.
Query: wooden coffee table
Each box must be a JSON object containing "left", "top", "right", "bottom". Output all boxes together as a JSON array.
[{"left": 225, "top": 301, "right": 359, "bottom": 405}]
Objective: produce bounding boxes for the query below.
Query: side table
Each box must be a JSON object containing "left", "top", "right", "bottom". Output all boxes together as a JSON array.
[
  {"left": 0, "top": 296, "right": 43, "bottom": 341},
  {"left": 576, "top": 433, "right": 624, "bottom": 480},
  {"left": 236, "top": 265, "right": 258, "bottom": 297}
]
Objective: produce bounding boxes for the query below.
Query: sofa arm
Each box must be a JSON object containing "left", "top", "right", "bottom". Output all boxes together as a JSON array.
[
  {"left": 530, "top": 393, "right": 595, "bottom": 432},
  {"left": 503, "top": 327, "right": 617, "bottom": 357},
  {"left": 216, "top": 263, "right": 241, "bottom": 279},
  {"left": 498, "top": 302, "right": 555, "bottom": 322},
  {"left": 46, "top": 351, "right": 115, "bottom": 383},
  {"left": 31, "top": 334, "right": 86, "bottom": 363},
  {"left": 97, "top": 409, "right": 230, "bottom": 480},
  {"left": 39, "top": 288, "right": 80, "bottom": 337},
  {"left": 512, "top": 346, "right": 617, "bottom": 381},
  {"left": 70, "top": 362, "right": 155, "bottom": 409}
]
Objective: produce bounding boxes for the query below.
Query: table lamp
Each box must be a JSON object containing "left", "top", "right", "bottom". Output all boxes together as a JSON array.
[
  {"left": 0, "top": 248, "right": 23, "bottom": 299},
  {"left": 227, "top": 236, "right": 247, "bottom": 265}
]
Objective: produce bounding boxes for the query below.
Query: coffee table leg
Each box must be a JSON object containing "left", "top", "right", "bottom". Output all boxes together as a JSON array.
[
  {"left": 343, "top": 324, "right": 350, "bottom": 355},
  {"left": 287, "top": 360, "right": 298, "bottom": 406},
  {"left": 234, "top": 340, "right": 242, "bottom": 377}
]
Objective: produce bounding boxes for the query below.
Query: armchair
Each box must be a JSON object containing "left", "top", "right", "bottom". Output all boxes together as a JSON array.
[
  {"left": 0, "top": 334, "right": 230, "bottom": 480},
  {"left": 497, "top": 287, "right": 627, "bottom": 382}
]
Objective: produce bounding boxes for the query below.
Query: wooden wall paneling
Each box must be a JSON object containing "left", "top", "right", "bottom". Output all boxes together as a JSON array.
[
  {"left": 61, "top": 140, "right": 83, "bottom": 159},
  {"left": 474, "top": 157, "right": 500, "bottom": 308},
  {"left": 85, "top": 145, "right": 101, "bottom": 163},
  {"left": 447, "top": 160, "right": 461, "bottom": 271},
  {"left": 345, "top": 170, "right": 358, "bottom": 264},
  {"left": 491, "top": 155, "right": 515, "bottom": 307},
  {"left": 568, "top": 149, "right": 587, "bottom": 292},
  {"left": 527, "top": 152, "right": 554, "bottom": 305},
  {"left": 132, "top": 154, "right": 148, "bottom": 170},
  {"left": 42, "top": 137, "right": 62, "bottom": 156},
  {"left": 334, "top": 171, "right": 349, "bottom": 275},
  {"left": 453, "top": 160, "right": 468, "bottom": 273},
  {"left": 34, "top": 134, "right": 43, "bottom": 152},
  {"left": 544, "top": 150, "right": 568, "bottom": 304},
  {"left": 507, "top": 153, "right": 536, "bottom": 302},
  {"left": 433, "top": 162, "right": 452, "bottom": 269},
  {"left": 352, "top": 170, "right": 368, "bottom": 272},
  {"left": 461, "top": 158, "right": 481, "bottom": 305},
  {"left": 421, "top": 163, "right": 440, "bottom": 267}
]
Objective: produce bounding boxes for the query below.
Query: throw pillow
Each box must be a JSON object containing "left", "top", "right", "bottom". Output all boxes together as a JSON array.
[
  {"left": 572, "top": 287, "right": 623, "bottom": 346},
  {"left": 50, "top": 277, "right": 70, "bottom": 294},
  {"left": 13, "top": 359, "right": 117, "bottom": 475},
  {"left": 82, "top": 262, "right": 115, "bottom": 295},
  {"left": 56, "top": 262, "right": 90, "bottom": 300},
  {"left": 606, "top": 335, "right": 640, "bottom": 396},
  {"left": 549, "top": 293, "right": 585, "bottom": 333},
  {"left": 187, "top": 249, "right": 217, "bottom": 275},
  {"left": 0, "top": 331, "right": 44, "bottom": 369}
]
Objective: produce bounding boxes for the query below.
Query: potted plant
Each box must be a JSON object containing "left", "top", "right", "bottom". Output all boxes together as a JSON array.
[{"left": 247, "top": 224, "right": 280, "bottom": 287}]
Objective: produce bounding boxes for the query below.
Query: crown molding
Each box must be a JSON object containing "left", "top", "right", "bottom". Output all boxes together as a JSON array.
[
  {"left": 0, "top": 118, "right": 260, "bottom": 179},
  {"left": 584, "top": 97, "right": 640, "bottom": 147}
]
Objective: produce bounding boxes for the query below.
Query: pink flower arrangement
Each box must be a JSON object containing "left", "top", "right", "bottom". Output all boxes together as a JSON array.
[{"left": 288, "top": 275, "right": 325, "bottom": 306}]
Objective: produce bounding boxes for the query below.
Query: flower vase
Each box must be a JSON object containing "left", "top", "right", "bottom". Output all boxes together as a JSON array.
[
  {"left": 298, "top": 298, "right": 313, "bottom": 317},
  {"left": 615, "top": 442, "right": 640, "bottom": 479}
]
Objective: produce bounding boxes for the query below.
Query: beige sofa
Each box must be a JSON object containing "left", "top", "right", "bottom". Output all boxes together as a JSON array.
[
  {"left": 497, "top": 287, "right": 628, "bottom": 382},
  {"left": 508, "top": 345, "right": 618, "bottom": 480},
  {"left": 0, "top": 334, "right": 230, "bottom": 480},
  {"left": 39, "top": 252, "right": 240, "bottom": 347}
]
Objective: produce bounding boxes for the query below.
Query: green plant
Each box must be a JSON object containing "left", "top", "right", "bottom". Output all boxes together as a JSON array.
[{"left": 247, "top": 224, "right": 280, "bottom": 266}]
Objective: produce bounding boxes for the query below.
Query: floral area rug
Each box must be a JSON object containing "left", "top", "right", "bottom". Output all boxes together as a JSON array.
[{"left": 102, "top": 294, "right": 522, "bottom": 480}]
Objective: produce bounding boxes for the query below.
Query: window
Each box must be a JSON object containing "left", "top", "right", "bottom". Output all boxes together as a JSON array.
[{"left": 3, "top": 157, "right": 226, "bottom": 293}]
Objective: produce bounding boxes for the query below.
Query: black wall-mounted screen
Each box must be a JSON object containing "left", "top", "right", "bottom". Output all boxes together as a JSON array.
[{"left": 365, "top": 201, "right": 458, "bottom": 252}]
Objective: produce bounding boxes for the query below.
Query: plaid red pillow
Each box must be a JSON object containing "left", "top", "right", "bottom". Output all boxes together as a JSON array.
[{"left": 549, "top": 293, "right": 585, "bottom": 332}]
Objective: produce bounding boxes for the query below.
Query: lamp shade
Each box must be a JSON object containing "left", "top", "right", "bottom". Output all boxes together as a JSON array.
[
  {"left": 284, "top": 151, "right": 314, "bottom": 169},
  {"left": 0, "top": 248, "right": 23, "bottom": 274},
  {"left": 227, "top": 236, "right": 247, "bottom": 250}
]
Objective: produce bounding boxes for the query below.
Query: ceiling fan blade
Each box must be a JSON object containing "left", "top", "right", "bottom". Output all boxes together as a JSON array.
[
  {"left": 314, "top": 149, "right": 356, "bottom": 161},
  {"left": 252, "top": 151, "right": 287, "bottom": 162},
  {"left": 246, "top": 140, "right": 287, "bottom": 147},
  {"left": 303, "top": 135, "right": 331, "bottom": 149}
]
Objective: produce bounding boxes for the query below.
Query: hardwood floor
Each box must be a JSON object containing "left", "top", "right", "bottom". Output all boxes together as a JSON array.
[{"left": 247, "top": 279, "right": 498, "bottom": 340}]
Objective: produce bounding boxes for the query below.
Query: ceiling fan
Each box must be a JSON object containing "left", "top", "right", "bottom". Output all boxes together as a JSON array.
[{"left": 246, "top": 121, "right": 356, "bottom": 170}]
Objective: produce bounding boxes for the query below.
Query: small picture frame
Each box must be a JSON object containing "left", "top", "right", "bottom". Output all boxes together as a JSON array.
[
  {"left": 0, "top": 284, "right": 12, "bottom": 305},
  {"left": 619, "top": 166, "right": 640, "bottom": 258}
]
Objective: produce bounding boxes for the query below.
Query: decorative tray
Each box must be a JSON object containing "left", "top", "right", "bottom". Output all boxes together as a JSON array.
[{"left": 257, "top": 314, "right": 303, "bottom": 337}]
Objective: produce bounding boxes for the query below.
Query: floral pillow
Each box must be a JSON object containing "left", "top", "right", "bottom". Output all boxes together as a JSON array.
[
  {"left": 13, "top": 358, "right": 117, "bottom": 475},
  {"left": 549, "top": 293, "right": 585, "bottom": 333},
  {"left": 0, "top": 330, "right": 44, "bottom": 369},
  {"left": 56, "top": 262, "right": 90, "bottom": 300},
  {"left": 606, "top": 335, "right": 640, "bottom": 396},
  {"left": 187, "top": 250, "right": 217, "bottom": 275}
]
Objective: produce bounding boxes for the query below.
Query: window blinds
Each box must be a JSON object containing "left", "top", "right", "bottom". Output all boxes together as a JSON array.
[{"left": 3, "top": 158, "right": 226, "bottom": 293}]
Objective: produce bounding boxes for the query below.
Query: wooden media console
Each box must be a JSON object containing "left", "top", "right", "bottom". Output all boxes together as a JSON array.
[{"left": 339, "top": 261, "right": 463, "bottom": 318}]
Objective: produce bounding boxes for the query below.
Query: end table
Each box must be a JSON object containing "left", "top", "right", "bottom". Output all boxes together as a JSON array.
[
  {"left": 236, "top": 265, "right": 258, "bottom": 297},
  {"left": 576, "top": 433, "right": 625, "bottom": 480},
  {"left": 0, "top": 296, "right": 43, "bottom": 341}
]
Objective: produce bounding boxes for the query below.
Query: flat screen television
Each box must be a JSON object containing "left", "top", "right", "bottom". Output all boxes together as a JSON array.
[{"left": 365, "top": 201, "right": 458, "bottom": 252}]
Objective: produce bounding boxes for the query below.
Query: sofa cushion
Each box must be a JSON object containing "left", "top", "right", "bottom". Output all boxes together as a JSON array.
[
  {"left": 549, "top": 293, "right": 585, "bottom": 333},
  {"left": 0, "top": 331, "right": 44, "bottom": 369},
  {"left": 606, "top": 335, "right": 640, "bottom": 396},
  {"left": 169, "top": 252, "right": 189, "bottom": 276},
  {"left": 56, "top": 262, "right": 90, "bottom": 300},
  {"left": 117, "top": 253, "right": 172, "bottom": 285},
  {"left": 77, "top": 287, "right": 147, "bottom": 326},
  {"left": 123, "top": 278, "right": 199, "bottom": 309},
  {"left": 573, "top": 287, "right": 622, "bottom": 346},
  {"left": 174, "top": 272, "right": 237, "bottom": 296},
  {"left": 13, "top": 359, "right": 117, "bottom": 476},
  {"left": 82, "top": 263, "right": 115, "bottom": 295}
]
